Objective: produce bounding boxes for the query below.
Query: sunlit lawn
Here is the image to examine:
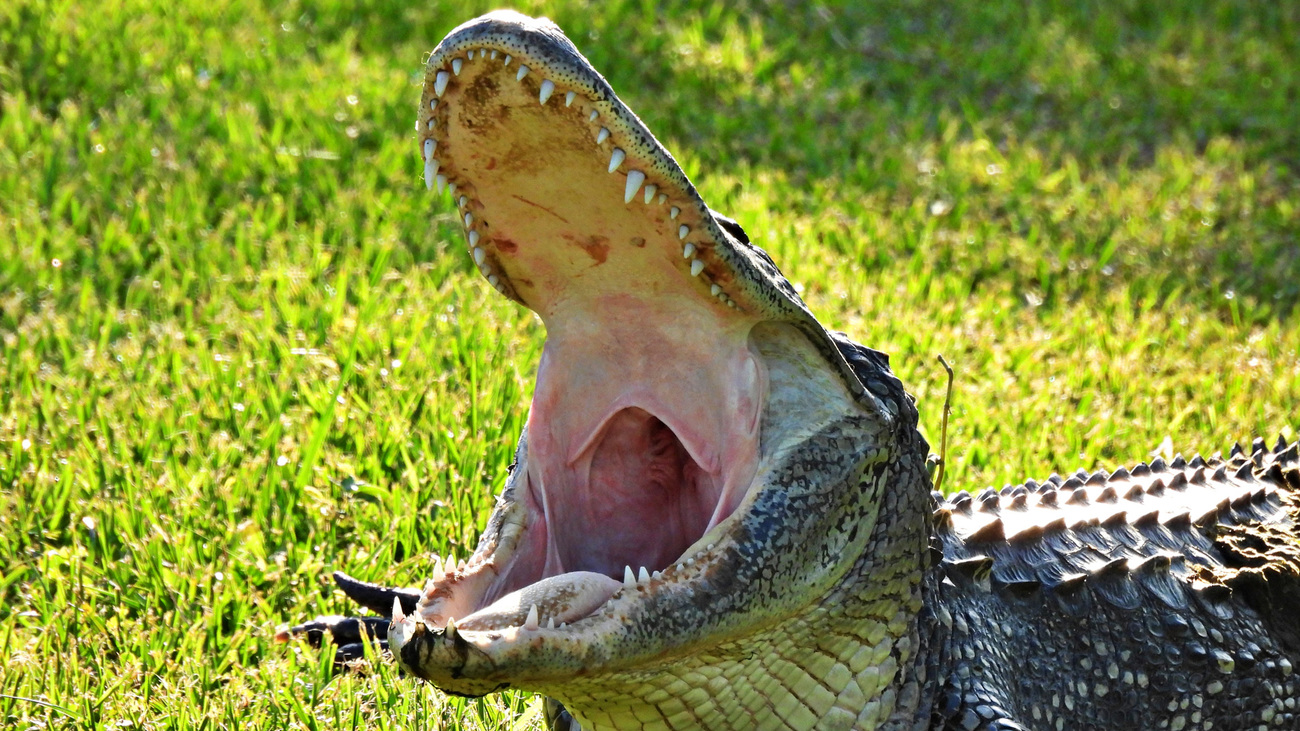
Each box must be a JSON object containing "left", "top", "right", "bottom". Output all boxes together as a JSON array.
[{"left": 2, "top": 0, "right": 1297, "bottom": 728}]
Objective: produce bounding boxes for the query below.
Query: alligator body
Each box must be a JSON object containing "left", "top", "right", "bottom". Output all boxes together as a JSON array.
[{"left": 281, "top": 12, "right": 1300, "bottom": 730}]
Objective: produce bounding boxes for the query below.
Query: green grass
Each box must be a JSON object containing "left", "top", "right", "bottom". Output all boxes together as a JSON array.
[{"left": 2, "top": 0, "right": 1297, "bottom": 727}]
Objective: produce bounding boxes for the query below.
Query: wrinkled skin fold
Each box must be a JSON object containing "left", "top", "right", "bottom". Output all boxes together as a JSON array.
[{"left": 279, "top": 12, "right": 1300, "bottom": 731}]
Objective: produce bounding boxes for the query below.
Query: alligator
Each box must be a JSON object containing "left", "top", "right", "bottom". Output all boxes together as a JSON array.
[{"left": 279, "top": 11, "right": 1300, "bottom": 730}]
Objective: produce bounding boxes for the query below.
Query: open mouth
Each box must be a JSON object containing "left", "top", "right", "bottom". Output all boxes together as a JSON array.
[{"left": 394, "top": 11, "right": 773, "bottom": 655}]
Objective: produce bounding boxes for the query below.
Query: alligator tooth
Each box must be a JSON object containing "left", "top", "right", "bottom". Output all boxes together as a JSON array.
[
  {"left": 466, "top": 50, "right": 474, "bottom": 60},
  {"left": 565, "top": 91, "right": 575, "bottom": 107},
  {"left": 490, "top": 50, "right": 498, "bottom": 60},
  {"left": 670, "top": 206, "right": 680, "bottom": 219},
  {"left": 608, "top": 148, "right": 625, "bottom": 172},
  {"left": 559, "top": 622, "right": 567, "bottom": 629},
  {"left": 458, "top": 195, "right": 467, "bottom": 207},
  {"left": 445, "top": 550, "right": 456, "bottom": 570},
  {"left": 644, "top": 184, "right": 657, "bottom": 204},
  {"left": 488, "top": 274, "right": 500, "bottom": 287},
  {"left": 652, "top": 570, "right": 662, "bottom": 580},
  {"left": 451, "top": 58, "right": 463, "bottom": 76},
  {"left": 503, "top": 54, "right": 512, "bottom": 66},
  {"left": 473, "top": 247, "right": 486, "bottom": 266},
  {"left": 638, "top": 566, "right": 650, "bottom": 582},
  {"left": 623, "top": 565, "right": 636, "bottom": 587},
  {"left": 423, "top": 138, "right": 436, "bottom": 160},
  {"left": 426, "top": 119, "right": 434, "bottom": 131},
  {"left": 658, "top": 193, "right": 668, "bottom": 204},
  {"left": 431, "top": 558, "right": 445, "bottom": 584},
  {"left": 589, "top": 110, "right": 599, "bottom": 121},
  {"left": 464, "top": 212, "right": 473, "bottom": 227},
  {"left": 435, "top": 175, "right": 446, "bottom": 194},
  {"left": 691, "top": 259, "right": 705, "bottom": 277},
  {"left": 424, "top": 160, "right": 438, "bottom": 190},
  {"left": 596, "top": 127, "right": 610, "bottom": 144},
  {"left": 624, "top": 170, "right": 645, "bottom": 203},
  {"left": 448, "top": 182, "right": 456, "bottom": 196},
  {"left": 468, "top": 230, "right": 480, "bottom": 247},
  {"left": 546, "top": 616, "right": 556, "bottom": 630},
  {"left": 711, "top": 284, "right": 722, "bottom": 296},
  {"left": 516, "top": 65, "right": 529, "bottom": 82},
  {"left": 678, "top": 225, "right": 689, "bottom": 240},
  {"left": 444, "top": 616, "right": 457, "bottom": 639},
  {"left": 524, "top": 603, "right": 540, "bottom": 631},
  {"left": 538, "top": 79, "right": 555, "bottom": 104},
  {"left": 726, "top": 300, "right": 737, "bottom": 308},
  {"left": 392, "top": 596, "right": 406, "bottom": 623},
  {"left": 682, "top": 243, "right": 696, "bottom": 259},
  {"left": 429, "top": 99, "right": 438, "bottom": 112},
  {"left": 434, "top": 71, "right": 449, "bottom": 97}
]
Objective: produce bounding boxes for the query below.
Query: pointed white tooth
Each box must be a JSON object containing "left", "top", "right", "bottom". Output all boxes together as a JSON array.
[
  {"left": 444, "top": 616, "right": 457, "bottom": 639},
  {"left": 589, "top": 110, "right": 598, "bottom": 121},
  {"left": 448, "top": 182, "right": 457, "bottom": 196},
  {"left": 559, "top": 622, "right": 567, "bottom": 629},
  {"left": 643, "top": 184, "right": 657, "bottom": 204},
  {"left": 596, "top": 127, "right": 610, "bottom": 144},
  {"left": 466, "top": 50, "right": 474, "bottom": 60},
  {"left": 464, "top": 212, "right": 473, "bottom": 227},
  {"left": 392, "top": 597, "right": 406, "bottom": 623},
  {"left": 546, "top": 616, "right": 556, "bottom": 630},
  {"left": 503, "top": 54, "right": 512, "bottom": 66},
  {"left": 451, "top": 58, "right": 463, "bottom": 76},
  {"left": 468, "top": 230, "right": 480, "bottom": 247},
  {"left": 427, "top": 119, "right": 434, "bottom": 130},
  {"left": 691, "top": 259, "right": 705, "bottom": 277},
  {"left": 565, "top": 91, "right": 575, "bottom": 107},
  {"left": 678, "top": 225, "right": 689, "bottom": 240},
  {"left": 682, "top": 242, "right": 696, "bottom": 259},
  {"left": 608, "top": 148, "right": 625, "bottom": 173},
  {"left": 435, "top": 174, "right": 446, "bottom": 194},
  {"left": 434, "top": 71, "right": 449, "bottom": 97},
  {"left": 490, "top": 50, "right": 498, "bottom": 60},
  {"left": 487, "top": 274, "right": 499, "bottom": 287},
  {"left": 429, "top": 99, "right": 438, "bottom": 112},
  {"left": 423, "top": 138, "right": 436, "bottom": 160},
  {"left": 538, "top": 79, "right": 555, "bottom": 104},
  {"left": 422, "top": 577, "right": 438, "bottom": 595},
  {"left": 652, "top": 570, "right": 662, "bottom": 580},
  {"left": 424, "top": 160, "right": 436, "bottom": 190},
  {"left": 458, "top": 195, "right": 467, "bottom": 207},
  {"left": 623, "top": 565, "right": 636, "bottom": 587},
  {"left": 473, "top": 247, "right": 486, "bottom": 266},
  {"left": 431, "top": 558, "right": 445, "bottom": 582},
  {"left": 445, "top": 550, "right": 456, "bottom": 570},
  {"left": 711, "top": 284, "right": 722, "bottom": 296},
  {"left": 727, "top": 299, "right": 737, "bottom": 308},
  {"left": 524, "top": 603, "right": 540, "bottom": 631},
  {"left": 624, "top": 170, "right": 645, "bottom": 203},
  {"left": 516, "top": 65, "right": 529, "bottom": 82},
  {"left": 658, "top": 193, "right": 667, "bottom": 204},
  {"left": 670, "top": 206, "right": 680, "bottom": 219},
  {"left": 638, "top": 566, "right": 650, "bottom": 582}
]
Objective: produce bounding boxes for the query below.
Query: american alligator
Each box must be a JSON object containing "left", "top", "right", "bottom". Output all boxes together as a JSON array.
[{"left": 279, "top": 11, "right": 1300, "bottom": 731}]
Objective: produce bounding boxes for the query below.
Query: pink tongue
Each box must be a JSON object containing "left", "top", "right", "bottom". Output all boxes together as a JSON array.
[{"left": 458, "top": 571, "right": 620, "bottom": 631}]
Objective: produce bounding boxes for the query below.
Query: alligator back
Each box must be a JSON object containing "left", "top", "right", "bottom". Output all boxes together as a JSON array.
[{"left": 929, "top": 438, "right": 1300, "bottom": 730}]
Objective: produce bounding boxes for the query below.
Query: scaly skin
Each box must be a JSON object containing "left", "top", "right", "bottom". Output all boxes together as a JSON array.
[{"left": 280, "top": 12, "right": 1300, "bottom": 730}]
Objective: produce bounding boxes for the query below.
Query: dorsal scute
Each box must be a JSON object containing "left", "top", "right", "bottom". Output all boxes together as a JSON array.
[{"left": 933, "top": 437, "right": 1298, "bottom": 612}]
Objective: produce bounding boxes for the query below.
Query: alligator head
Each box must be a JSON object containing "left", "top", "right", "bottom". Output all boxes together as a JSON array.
[{"left": 384, "top": 10, "right": 934, "bottom": 727}]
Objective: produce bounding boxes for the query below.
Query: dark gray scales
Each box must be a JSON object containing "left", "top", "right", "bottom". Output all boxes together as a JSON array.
[{"left": 925, "top": 437, "right": 1300, "bottom": 731}]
